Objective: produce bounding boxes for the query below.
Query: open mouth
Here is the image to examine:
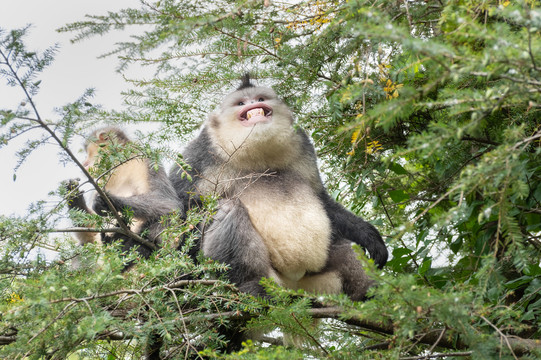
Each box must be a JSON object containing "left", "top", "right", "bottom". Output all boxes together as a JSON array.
[{"left": 239, "top": 103, "right": 273, "bottom": 125}]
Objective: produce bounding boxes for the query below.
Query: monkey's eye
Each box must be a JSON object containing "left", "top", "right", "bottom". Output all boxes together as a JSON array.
[
  {"left": 238, "top": 101, "right": 245, "bottom": 106},
  {"left": 258, "top": 97, "right": 265, "bottom": 102}
]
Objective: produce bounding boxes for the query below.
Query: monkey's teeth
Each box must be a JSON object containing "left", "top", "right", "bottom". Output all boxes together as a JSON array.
[{"left": 246, "top": 108, "right": 265, "bottom": 120}]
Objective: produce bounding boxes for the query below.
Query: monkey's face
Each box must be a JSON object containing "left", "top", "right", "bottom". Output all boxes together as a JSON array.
[
  {"left": 82, "top": 128, "right": 128, "bottom": 171},
  {"left": 207, "top": 86, "right": 300, "bottom": 168},
  {"left": 235, "top": 94, "right": 273, "bottom": 127},
  {"left": 83, "top": 143, "right": 99, "bottom": 170},
  {"left": 217, "top": 86, "right": 292, "bottom": 130}
]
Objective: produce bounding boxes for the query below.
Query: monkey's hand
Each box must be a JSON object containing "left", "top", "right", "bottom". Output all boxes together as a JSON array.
[
  {"left": 61, "top": 178, "right": 86, "bottom": 210},
  {"left": 92, "top": 192, "right": 118, "bottom": 216}
]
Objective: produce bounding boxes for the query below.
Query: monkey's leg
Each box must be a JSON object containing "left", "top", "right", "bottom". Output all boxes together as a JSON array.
[
  {"left": 92, "top": 191, "right": 177, "bottom": 258},
  {"left": 202, "top": 199, "right": 275, "bottom": 353},
  {"left": 203, "top": 199, "right": 274, "bottom": 297},
  {"left": 299, "top": 238, "right": 374, "bottom": 301},
  {"left": 328, "top": 238, "right": 374, "bottom": 301}
]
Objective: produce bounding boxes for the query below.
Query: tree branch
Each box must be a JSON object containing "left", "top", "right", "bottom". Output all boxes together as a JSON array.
[
  {"left": 49, "top": 279, "right": 224, "bottom": 304},
  {"left": 2, "top": 305, "right": 540, "bottom": 356},
  {"left": 400, "top": 352, "right": 473, "bottom": 360}
]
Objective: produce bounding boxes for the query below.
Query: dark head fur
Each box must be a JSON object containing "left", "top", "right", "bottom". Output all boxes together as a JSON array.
[{"left": 236, "top": 73, "right": 255, "bottom": 91}]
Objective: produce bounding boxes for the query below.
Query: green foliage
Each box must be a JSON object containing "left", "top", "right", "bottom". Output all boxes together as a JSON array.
[{"left": 1, "top": 0, "right": 541, "bottom": 359}]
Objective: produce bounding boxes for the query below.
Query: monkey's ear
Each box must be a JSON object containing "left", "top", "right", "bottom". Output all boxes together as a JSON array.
[{"left": 97, "top": 130, "right": 110, "bottom": 142}]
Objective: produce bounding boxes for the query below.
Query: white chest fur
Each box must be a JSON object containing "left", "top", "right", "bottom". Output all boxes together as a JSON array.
[
  {"left": 99, "top": 159, "right": 150, "bottom": 233},
  {"left": 240, "top": 182, "right": 331, "bottom": 282},
  {"left": 104, "top": 159, "right": 150, "bottom": 197}
]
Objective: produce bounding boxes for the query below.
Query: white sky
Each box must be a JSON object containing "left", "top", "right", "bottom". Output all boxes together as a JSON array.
[{"left": 0, "top": 0, "right": 141, "bottom": 216}]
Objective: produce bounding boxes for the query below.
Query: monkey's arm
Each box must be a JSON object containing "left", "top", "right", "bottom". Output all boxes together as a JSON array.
[
  {"left": 63, "top": 179, "right": 93, "bottom": 213},
  {"left": 62, "top": 179, "right": 99, "bottom": 245},
  {"left": 95, "top": 163, "right": 183, "bottom": 221},
  {"left": 319, "top": 191, "right": 388, "bottom": 268},
  {"left": 93, "top": 191, "right": 179, "bottom": 220},
  {"left": 169, "top": 129, "right": 219, "bottom": 209}
]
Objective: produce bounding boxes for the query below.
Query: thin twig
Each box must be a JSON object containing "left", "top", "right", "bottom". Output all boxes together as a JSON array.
[
  {"left": 48, "top": 227, "right": 123, "bottom": 234},
  {"left": 290, "top": 312, "right": 329, "bottom": 355},
  {"left": 27, "top": 301, "right": 76, "bottom": 344},
  {"left": 528, "top": 28, "right": 539, "bottom": 71},
  {"left": 400, "top": 352, "right": 472, "bottom": 360},
  {"left": 49, "top": 279, "right": 222, "bottom": 304},
  {"left": 213, "top": 27, "right": 278, "bottom": 59},
  {"left": 422, "top": 327, "right": 447, "bottom": 360},
  {"left": 480, "top": 315, "right": 518, "bottom": 360}
]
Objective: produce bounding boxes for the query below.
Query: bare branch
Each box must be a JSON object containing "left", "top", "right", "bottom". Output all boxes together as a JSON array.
[
  {"left": 49, "top": 279, "right": 224, "bottom": 304},
  {"left": 480, "top": 315, "right": 518, "bottom": 360},
  {"left": 2, "top": 305, "right": 541, "bottom": 356},
  {"left": 400, "top": 352, "right": 473, "bottom": 360}
]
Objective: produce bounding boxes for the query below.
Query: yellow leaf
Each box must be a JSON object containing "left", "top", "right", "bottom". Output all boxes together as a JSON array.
[
  {"left": 366, "top": 140, "right": 383, "bottom": 154},
  {"left": 351, "top": 128, "right": 361, "bottom": 143},
  {"left": 8, "top": 292, "right": 23, "bottom": 303}
]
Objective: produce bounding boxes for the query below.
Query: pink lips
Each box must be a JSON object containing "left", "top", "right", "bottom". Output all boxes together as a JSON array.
[{"left": 238, "top": 103, "right": 272, "bottom": 127}]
